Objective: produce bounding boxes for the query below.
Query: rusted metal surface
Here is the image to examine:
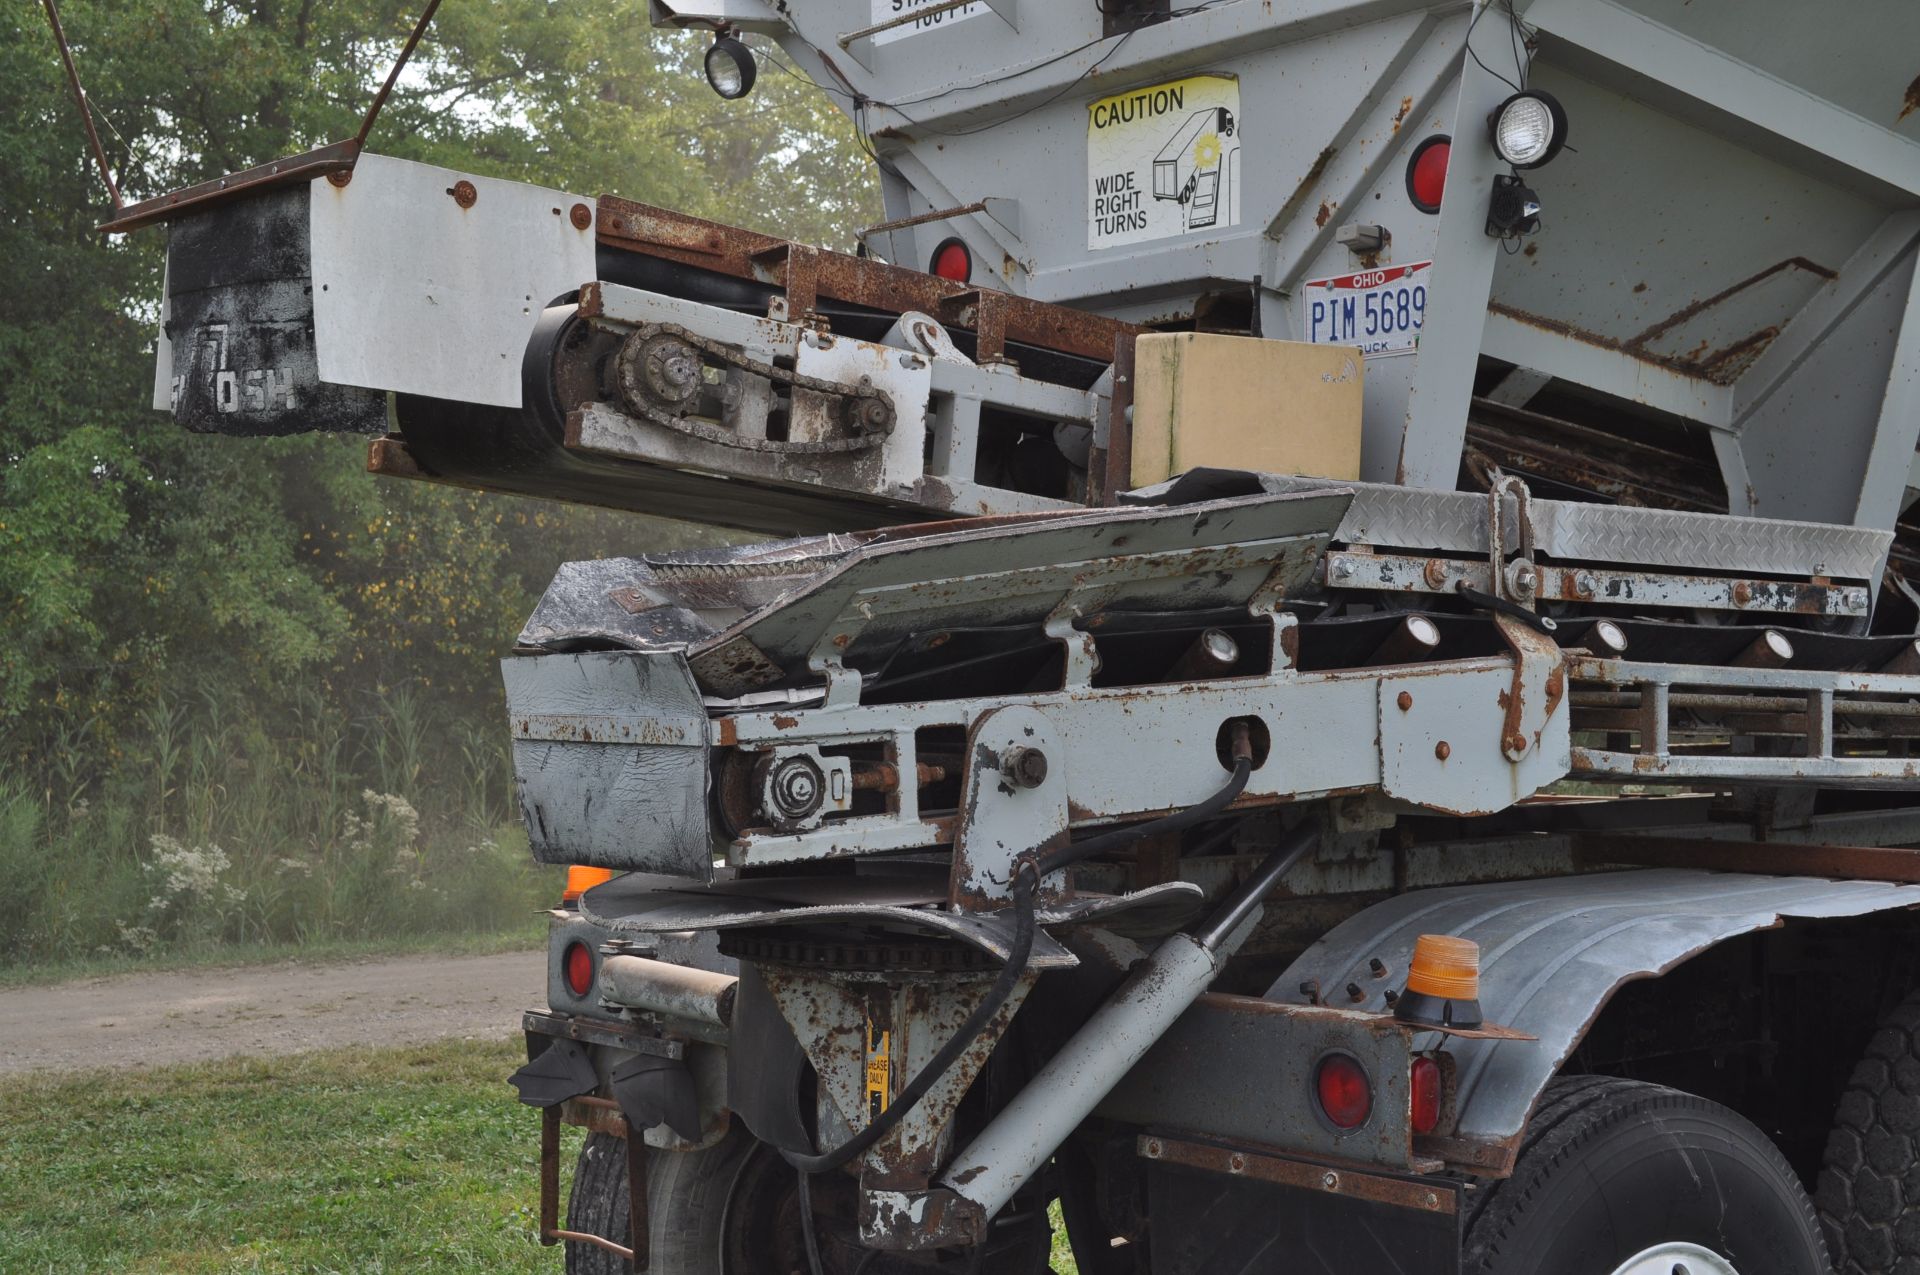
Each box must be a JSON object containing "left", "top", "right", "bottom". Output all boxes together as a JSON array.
[
  {"left": 594, "top": 194, "right": 1139, "bottom": 365},
  {"left": 539, "top": 1105, "right": 560, "bottom": 1246},
  {"left": 858, "top": 1186, "right": 986, "bottom": 1250},
  {"left": 759, "top": 958, "right": 1035, "bottom": 1185},
  {"left": 523, "top": 1009, "right": 686, "bottom": 1058},
  {"left": 1568, "top": 653, "right": 1920, "bottom": 785},
  {"left": 599, "top": 953, "right": 738, "bottom": 1027},
  {"left": 1272, "top": 868, "right": 1920, "bottom": 1174},
  {"left": 546, "top": 1228, "right": 636, "bottom": 1263},
  {"left": 1574, "top": 835, "right": 1920, "bottom": 883},
  {"left": 1095, "top": 330, "right": 1136, "bottom": 506},
  {"left": 98, "top": 140, "right": 362, "bottom": 234},
  {"left": 1138, "top": 1135, "right": 1457, "bottom": 1216},
  {"left": 1464, "top": 401, "right": 1722, "bottom": 513},
  {"left": 1488, "top": 257, "right": 1837, "bottom": 387},
  {"left": 859, "top": 201, "right": 990, "bottom": 239},
  {"left": 559, "top": 1096, "right": 629, "bottom": 1138},
  {"left": 1097, "top": 992, "right": 1419, "bottom": 1170}
]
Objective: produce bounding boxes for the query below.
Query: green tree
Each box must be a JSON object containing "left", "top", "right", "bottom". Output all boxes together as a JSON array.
[
  {"left": 1, "top": 0, "right": 880, "bottom": 762},
  {"left": 0, "top": 1, "right": 879, "bottom": 965}
]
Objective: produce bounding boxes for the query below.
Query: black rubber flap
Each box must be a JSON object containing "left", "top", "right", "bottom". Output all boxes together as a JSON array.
[
  {"left": 610, "top": 1053, "right": 702, "bottom": 1143},
  {"left": 507, "top": 1037, "right": 599, "bottom": 1108}
]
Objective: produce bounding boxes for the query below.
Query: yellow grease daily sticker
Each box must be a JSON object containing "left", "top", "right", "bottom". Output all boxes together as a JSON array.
[{"left": 1088, "top": 74, "right": 1242, "bottom": 251}]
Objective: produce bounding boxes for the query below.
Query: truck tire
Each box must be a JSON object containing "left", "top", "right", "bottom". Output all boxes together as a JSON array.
[
  {"left": 564, "top": 1128, "right": 754, "bottom": 1274},
  {"left": 1818, "top": 989, "right": 1920, "bottom": 1272},
  {"left": 1462, "top": 1076, "right": 1828, "bottom": 1275},
  {"left": 566, "top": 1127, "right": 1053, "bottom": 1272}
]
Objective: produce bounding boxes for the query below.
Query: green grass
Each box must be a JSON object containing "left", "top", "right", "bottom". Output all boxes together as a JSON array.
[
  {"left": 1, "top": 1038, "right": 1086, "bottom": 1273},
  {"left": 0, "top": 914, "right": 548, "bottom": 991},
  {"left": 0, "top": 1038, "right": 574, "bottom": 1273}
]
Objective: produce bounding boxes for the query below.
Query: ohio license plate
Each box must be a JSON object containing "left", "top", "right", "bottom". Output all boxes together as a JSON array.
[{"left": 1300, "top": 260, "right": 1432, "bottom": 357}]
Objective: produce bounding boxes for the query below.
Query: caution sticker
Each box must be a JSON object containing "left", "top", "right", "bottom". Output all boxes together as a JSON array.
[{"left": 1088, "top": 74, "right": 1241, "bottom": 251}]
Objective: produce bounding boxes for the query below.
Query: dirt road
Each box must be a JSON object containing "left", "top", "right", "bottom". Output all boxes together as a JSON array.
[{"left": 0, "top": 949, "right": 544, "bottom": 1074}]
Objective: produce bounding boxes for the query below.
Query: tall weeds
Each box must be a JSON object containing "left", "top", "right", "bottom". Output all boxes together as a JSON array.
[{"left": 0, "top": 685, "right": 554, "bottom": 967}]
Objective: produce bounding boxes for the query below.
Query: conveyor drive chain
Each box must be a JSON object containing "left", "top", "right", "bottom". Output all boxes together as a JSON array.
[{"left": 608, "top": 319, "right": 896, "bottom": 456}]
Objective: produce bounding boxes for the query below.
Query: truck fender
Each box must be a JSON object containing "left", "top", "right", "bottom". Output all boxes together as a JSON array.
[{"left": 1269, "top": 868, "right": 1920, "bottom": 1173}]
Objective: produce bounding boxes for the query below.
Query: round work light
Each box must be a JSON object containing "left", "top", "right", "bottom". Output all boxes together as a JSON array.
[{"left": 1489, "top": 90, "right": 1568, "bottom": 169}]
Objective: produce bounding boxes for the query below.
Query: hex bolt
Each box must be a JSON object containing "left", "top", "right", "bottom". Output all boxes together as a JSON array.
[
  {"left": 1573, "top": 571, "right": 1597, "bottom": 598},
  {"left": 1000, "top": 746, "right": 1049, "bottom": 790},
  {"left": 1299, "top": 979, "right": 1321, "bottom": 1005},
  {"left": 1322, "top": 1171, "right": 1340, "bottom": 1190},
  {"left": 1331, "top": 558, "right": 1355, "bottom": 583},
  {"left": 1345, "top": 982, "right": 1366, "bottom": 1003},
  {"left": 1424, "top": 1192, "right": 1440, "bottom": 1209},
  {"left": 1434, "top": 740, "right": 1451, "bottom": 761},
  {"left": 1369, "top": 958, "right": 1389, "bottom": 979},
  {"left": 1383, "top": 988, "right": 1400, "bottom": 1006},
  {"left": 1143, "top": 1139, "right": 1164, "bottom": 1159}
]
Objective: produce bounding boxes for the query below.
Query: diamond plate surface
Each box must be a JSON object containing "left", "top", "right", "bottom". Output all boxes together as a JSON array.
[{"left": 1256, "top": 476, "right": 1889, "bottom": 580}]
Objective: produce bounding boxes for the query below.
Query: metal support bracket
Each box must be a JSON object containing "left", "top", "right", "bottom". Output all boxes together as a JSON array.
[
  {"left": 1492, "top": 612, "right": 1565, "bottom": 764},
  {"left": 951, "top": 705, "right": 1071, "bottom": 909}
]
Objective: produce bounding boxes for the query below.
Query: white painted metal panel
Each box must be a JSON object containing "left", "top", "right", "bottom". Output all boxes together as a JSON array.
[{"left": 309, "top": 153, "right": 598, "bottom": 408}]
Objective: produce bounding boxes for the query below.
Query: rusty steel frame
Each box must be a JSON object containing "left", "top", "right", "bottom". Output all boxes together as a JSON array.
[
  {"left": 1137, "top": 1134, "right": 1459, "bottom": 1217},
  {"left": 1574, "top": 834, "right": 1920, "bottom": 883},
  {"left": 535, "top": 1095, "right": 650, "bottom": 1267},
  {"left": 1322, "top": 549, "right": 1871, "bottom": 619},
  {"left": 1568, "top": 654, "right": 1920, "bottom": 785},
  {"left": 594, "top": 194, "right": 1141, "bottom": 497}
]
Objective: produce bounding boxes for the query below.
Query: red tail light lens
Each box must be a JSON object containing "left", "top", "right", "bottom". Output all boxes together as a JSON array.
[
  {"left": 1316, "top": 1053, "right": 1373, "bottom": 1129},
  {"left": 1410, "top": 1055, "right": 1443, "bottom": 1134},
  {"left": 930, "top": 237, "right": 972, "bottom": 282},
  {"left": 563, "top": 941, "right": 594, "bottom": 998},
  {"left": 1406, "top": 135, "right": 1451, "bottom": 214}
]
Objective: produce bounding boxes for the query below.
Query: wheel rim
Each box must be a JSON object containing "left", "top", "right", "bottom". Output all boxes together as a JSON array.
[{"left": 1607, "top": 1241, "right": 1740, "bottom": 1275}]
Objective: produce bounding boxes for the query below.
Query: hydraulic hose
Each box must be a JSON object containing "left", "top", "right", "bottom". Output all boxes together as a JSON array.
[
  {"left": 785, "top": 729, "right": 1260, "bottom": 1275},
  {"left": 1036, "top": 745, "right": 1255, "bottom": 878},
  {"left": 782, "top": 869, "right": 1038, "bottom": 1177}
]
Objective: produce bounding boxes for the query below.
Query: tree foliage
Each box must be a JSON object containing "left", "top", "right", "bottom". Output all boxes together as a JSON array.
[{"left": 1, "top": 0, "right": 880, "bottom": 766}]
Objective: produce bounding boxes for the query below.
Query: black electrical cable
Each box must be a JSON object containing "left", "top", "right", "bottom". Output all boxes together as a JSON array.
[
  {"left": 1036, "top": 754, "right": 1253, "bottom": 878},
  {"left": 787, "top": 741, "right": 1252, "bottom": 1271},
  {"left": 783, "top": 869, "right": 1038, "bottom": 1178}
]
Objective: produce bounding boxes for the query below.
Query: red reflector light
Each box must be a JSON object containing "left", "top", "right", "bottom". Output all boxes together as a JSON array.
[
  {"left": 1410, "top": 1055, "right": 1442, "bottom": 1134},
  {"left": 1316, "top": 1053, "right": 1373, "bottom": 1129},
  {"left": 563, "top": 942, "right": 594, "bottom": 998},
  {"left": 1406, "top": 135, "right": 1450, "bottom": 214},
  {"left": 930, "top": 236, "right": 972, "bottom": 282}
]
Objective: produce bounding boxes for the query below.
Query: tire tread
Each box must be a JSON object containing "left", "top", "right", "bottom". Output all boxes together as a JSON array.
[
  {"left": 1820, "top": 987, "right": 1920, "bottom": 1273},
  {"left": 1464, "top": 1076, "right": 1823, "bottom": 1275}
]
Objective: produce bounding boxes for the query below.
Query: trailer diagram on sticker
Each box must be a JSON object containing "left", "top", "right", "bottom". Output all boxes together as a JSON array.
[{"left": 1088, "top": 74, "right": 1241, "bottom": 250}]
